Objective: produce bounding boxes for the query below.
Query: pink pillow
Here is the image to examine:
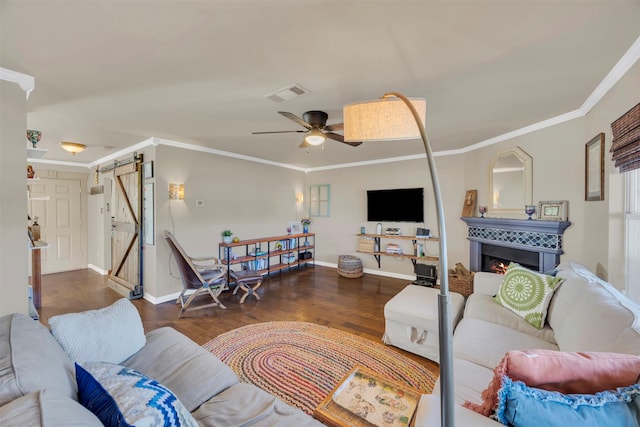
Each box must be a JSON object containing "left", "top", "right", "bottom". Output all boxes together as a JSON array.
[{"left": 465, "top": 349, "right": 640, "bottom": 417}]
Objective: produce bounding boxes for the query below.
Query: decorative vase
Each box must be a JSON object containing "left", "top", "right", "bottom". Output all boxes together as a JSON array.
[
  {"left": 26, "top": 130, "right": 41, "bottom": 148},
  {"left": 223, "top": 236, "right": 232, "bottom": 244},
  {"left": 303, "top": 225, "right": 309, "bottom": 233}
]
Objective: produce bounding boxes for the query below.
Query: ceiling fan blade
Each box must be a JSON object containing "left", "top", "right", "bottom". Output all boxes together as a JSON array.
[
  {"left": 279, "top": 111, "right": 312, "bottom": 130},
  {"left": 252, "top": 130, "right": 305, "bottom": 134},
  {"left": 325, "top": 132, "right": 362, "bottom": 147},
  {"left": 324, "top": 123, "right": 344, "bottom": 132}
]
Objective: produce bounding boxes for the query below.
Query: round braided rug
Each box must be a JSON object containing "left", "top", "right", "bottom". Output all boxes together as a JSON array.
[{"left": 202, "top": 321, "right": 436, "bottom": 415}]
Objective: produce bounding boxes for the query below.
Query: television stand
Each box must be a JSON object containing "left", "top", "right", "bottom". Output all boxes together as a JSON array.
[{"left": 356, "top": 234, "right": 439, "bottom": 268}]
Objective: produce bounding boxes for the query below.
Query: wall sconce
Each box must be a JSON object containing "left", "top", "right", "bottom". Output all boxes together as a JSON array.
[
  {"left": 295, "top": 192, "right": 304, "bottom": 204},
  {"left": 169, "top": 183, "right": 184, "bottom": 200},
  {"left": 60, "top": 141, "right": 86, "bottom": 155}
]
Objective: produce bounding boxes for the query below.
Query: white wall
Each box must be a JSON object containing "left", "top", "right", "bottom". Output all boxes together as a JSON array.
[
  {"left": 306, "top": 154, "right": 467, "bottom": 278},
  {"left": 0, "top": 80, "right": 28, "bottom": 316},
  {"left": 152, "top": 145, "right": 305, "bottom": 300}
]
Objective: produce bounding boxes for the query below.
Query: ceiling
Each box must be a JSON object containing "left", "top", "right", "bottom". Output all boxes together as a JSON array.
[{"left": 3, "top": 1, "right": 640, "bottom": 170}]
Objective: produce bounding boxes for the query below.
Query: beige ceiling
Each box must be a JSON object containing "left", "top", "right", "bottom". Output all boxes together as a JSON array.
[{"left": 3, "top": 1, "right": 640, "bottom": 169}]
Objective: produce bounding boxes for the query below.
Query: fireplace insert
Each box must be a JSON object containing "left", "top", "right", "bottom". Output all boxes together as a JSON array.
[{"left": 481, "top": 244, "right": 538, "bottom": 273}]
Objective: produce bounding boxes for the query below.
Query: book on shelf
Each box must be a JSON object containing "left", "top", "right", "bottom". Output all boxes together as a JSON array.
[
  {"left": 242, "top": 259, "right": 267, "bottom": 271},
  {"left": 385, "top": 243, "right": 402, "bottom": 254}
]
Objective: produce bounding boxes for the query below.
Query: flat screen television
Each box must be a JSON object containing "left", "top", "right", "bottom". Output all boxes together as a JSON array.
[{"left": 367, "top": 188, "right": 424, "bottom": 222}]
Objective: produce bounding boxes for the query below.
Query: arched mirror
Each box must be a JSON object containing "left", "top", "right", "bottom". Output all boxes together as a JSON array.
[{"left": 489, "top": 147, "right": 532, "bottom": 214}]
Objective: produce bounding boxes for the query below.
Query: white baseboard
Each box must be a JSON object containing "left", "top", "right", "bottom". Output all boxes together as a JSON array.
[
  {"left": 315, "top": 261, "right": 414, "bottom": 281},
  {"left": 143, "top": 291, "right": 181, "bottom": 305},
  {"left": 87, "top": 264, "right": 108, "bottom": 275}
]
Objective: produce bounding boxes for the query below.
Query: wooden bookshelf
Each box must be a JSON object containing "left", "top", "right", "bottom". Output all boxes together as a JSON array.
[
  {"left": 219, "top": 233, "right": 315, "bottom": 282},
  {"left": 357, "top": 234, "right": 439, "bottom": 268}
]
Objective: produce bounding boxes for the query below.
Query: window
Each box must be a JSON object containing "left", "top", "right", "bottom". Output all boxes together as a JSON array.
[
  {"left": 625, "top": 169, "right": 640, "bottom": 302},
  {"left": 309, "top": 184, "right": 330, "bottom": 217}
]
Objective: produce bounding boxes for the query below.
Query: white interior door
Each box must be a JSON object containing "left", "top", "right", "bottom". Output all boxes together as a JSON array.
[{"left": 28, "top": 178, "right": 83, "bottom": 273}]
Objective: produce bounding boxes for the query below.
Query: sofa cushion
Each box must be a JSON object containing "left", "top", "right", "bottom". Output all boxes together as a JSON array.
[
  {"left": 0, "top": 390, "right": 103, "bottom": 427},
  {"left": 49, "top": 298, "right": 146, "bottom": 364},
  {"left": 464, "top": 293, "right": 556, "bottom": 344},
  {"left": 496, "top": 377, "right": 640, "bottom": 427},
  {"left": 549, "top": 262, "right": 640, "bottom": 353},
  {"left": 494, "top": 263, "right": 564, "bottom": 329},
  {"left": 121, "top": 327, "right": 239, "bottom": 413},
  {"left": 0, "top": 313, "right": 77, "bottom": 407},
  {"left": 453, "top": 318, "right": 558, "bottom": 371},
  {"left": 449, "top": 358, "right": 496, "bottom": 406},
  {"left": 192, "top": 382, "right": 324, "bottom": 426},
  {"left": 76, "top": 361, "right": 198, "bottom": 427}
]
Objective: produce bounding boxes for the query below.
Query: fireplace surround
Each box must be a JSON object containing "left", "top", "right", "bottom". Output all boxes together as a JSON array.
[{"left": 461, "top": 217, "right": 571, "bottom": 273}]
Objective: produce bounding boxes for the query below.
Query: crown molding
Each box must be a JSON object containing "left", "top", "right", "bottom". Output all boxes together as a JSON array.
[{"left": 0, "top": 67, "right": 35, "bottom": 98}]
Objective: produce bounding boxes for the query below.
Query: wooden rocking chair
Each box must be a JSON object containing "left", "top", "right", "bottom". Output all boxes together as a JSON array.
[{"left": 163, "top": 230, "right": 228, "bottom": 317}]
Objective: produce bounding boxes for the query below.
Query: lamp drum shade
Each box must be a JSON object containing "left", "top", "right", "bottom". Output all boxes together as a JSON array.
[{"left": 343, "top": 97, "right": 426, "bottom": 142}]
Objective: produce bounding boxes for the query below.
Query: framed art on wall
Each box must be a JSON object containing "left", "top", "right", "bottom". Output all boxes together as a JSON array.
[
  {"left": 537, "top": 200, "right": 569, "bottom": 221},
  {"left": 585, "top": 133, "right": 604, "bottom": 201}
]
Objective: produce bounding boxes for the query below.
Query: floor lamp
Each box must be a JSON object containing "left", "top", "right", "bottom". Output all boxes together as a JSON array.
[{"left": 344, "top": 93, "right": 454, "bottom": 427}]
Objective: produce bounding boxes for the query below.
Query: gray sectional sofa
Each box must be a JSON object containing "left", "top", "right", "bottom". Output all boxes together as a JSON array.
[{"left": 0, "top": 309, "right": 323, "bottom": 426}]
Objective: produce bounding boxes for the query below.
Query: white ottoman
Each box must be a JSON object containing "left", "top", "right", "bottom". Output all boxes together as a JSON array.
[{"left": 383, "top": 285, "right": 465, "bottom": 363}]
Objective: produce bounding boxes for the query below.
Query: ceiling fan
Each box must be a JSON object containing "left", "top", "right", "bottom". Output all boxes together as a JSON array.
[{"left": 252, "top": 111, "right": 362, "bottom": 148}]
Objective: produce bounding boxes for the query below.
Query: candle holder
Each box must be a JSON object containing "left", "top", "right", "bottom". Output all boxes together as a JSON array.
[
  {"left": 525, "top": 205, "right": 536, "bottom": 220},
  {"left": 478, "top": 206, "right": 487, "bottom": 218}
]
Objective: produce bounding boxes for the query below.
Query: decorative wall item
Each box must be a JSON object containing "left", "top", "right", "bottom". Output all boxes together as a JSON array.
[
  {"left": 143, "top": 183, "right": 154, "bottom": 245},
  {"left": 26, "top": 130, "right": 41, "bottom": 148},
  {"left": 461, "top": 189, "right": 477, "bottom": 217},
  {"left": 537, "top": 200, "right": 569, "bottom": 221},
  {"left": 143, "top": 161, "right": 154, "bottom": 179},
  {"left": 585, "top": 133, "right": 605, "bottom": 201},
  {"left": 309, "top": 184, "right": 330, "bottom": 217}
]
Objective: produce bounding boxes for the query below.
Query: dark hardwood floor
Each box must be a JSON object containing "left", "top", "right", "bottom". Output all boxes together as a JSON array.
[{"left": 38, "top": 265, "right": 439, "bottom": 377}]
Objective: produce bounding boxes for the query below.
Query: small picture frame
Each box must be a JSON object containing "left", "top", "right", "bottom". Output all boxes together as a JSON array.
[
  {"left": 585, "top": 133, "right": 604, "bottom": 201},
  {"left": 537, "top": 200, "right": 569, "bottom": 221},
  {"left": 290, "top": 222, "right": 303, "bottom": 234},
  {"left": 143, "top": 161, "right": 154, "bottom": 180}
]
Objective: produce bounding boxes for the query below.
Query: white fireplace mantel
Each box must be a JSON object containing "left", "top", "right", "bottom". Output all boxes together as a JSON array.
[{"left": 461, "top": 216, "right": 572, "bottom": 272}]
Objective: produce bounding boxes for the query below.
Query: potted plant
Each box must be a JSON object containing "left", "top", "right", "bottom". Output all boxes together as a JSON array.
[
  {"left": 222, "top": 230, "right": 233, "bottom": 244},
  {"left": 301, "top": 218, "right": 311, "bottom": 233}
]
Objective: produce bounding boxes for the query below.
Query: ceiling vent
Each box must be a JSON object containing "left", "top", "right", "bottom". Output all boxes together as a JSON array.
[{"left": 265, "top": 84, "right": 309, "bottom": 103}]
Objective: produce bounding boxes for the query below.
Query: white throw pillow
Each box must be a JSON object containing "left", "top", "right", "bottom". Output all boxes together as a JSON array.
[{"left": 49, "top": 298, "right": 146, "bottom": 364}]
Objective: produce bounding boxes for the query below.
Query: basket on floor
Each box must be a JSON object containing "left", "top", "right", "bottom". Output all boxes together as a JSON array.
[
  {"left": 447, "top": 273, "right": 474, "bottom": 298},
  {"left": 338, "top": 255, "right": 363, "bottom": 278}
]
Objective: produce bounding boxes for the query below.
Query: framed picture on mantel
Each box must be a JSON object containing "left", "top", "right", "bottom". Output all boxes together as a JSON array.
[
  {"left": 537, "top": 200, "right": 568, "bottom": 221},
  {"left": 585, "top": 133, "right": 605, "bottom": 201}
]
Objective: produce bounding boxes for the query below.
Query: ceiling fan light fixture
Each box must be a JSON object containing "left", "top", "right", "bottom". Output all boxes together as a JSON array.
[
  {"left": 304, "top": 128, "right": 325, "bottom": 146},
  {"left": 60, "top": 141, "right": 86, "bottom": 155}
]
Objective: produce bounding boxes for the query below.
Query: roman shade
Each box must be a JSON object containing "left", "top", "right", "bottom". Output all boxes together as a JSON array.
[{"left": 610, "top": 103, "right": 640, "bottom": 172}]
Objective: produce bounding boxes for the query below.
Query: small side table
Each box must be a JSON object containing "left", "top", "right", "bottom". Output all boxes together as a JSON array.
[{"left": 230, "top": 270, "right": 263, "bottom": 303}]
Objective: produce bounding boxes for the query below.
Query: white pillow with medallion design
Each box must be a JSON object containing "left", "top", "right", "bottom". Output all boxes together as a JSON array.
[{"left": 494, "top": 263, "right": 564, "bottom": 329}]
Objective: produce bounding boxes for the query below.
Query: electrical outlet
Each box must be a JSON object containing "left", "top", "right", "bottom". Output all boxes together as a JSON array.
[{"left": 195, "top": 200, "right": 205, "bottom": 207}]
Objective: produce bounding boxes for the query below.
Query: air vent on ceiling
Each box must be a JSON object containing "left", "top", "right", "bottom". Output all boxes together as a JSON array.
[{"left": 265, "top": 84, "right": 310, "bottom": 103}]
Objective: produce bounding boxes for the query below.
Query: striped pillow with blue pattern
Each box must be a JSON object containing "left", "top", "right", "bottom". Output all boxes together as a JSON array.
[{"left": 76, "top": 362, "right": 198, "bottom": 427}]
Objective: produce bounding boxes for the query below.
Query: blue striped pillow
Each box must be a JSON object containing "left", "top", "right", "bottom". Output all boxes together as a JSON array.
[{"left": 76, "top": 362, "right": 198, "bottom": 427}]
